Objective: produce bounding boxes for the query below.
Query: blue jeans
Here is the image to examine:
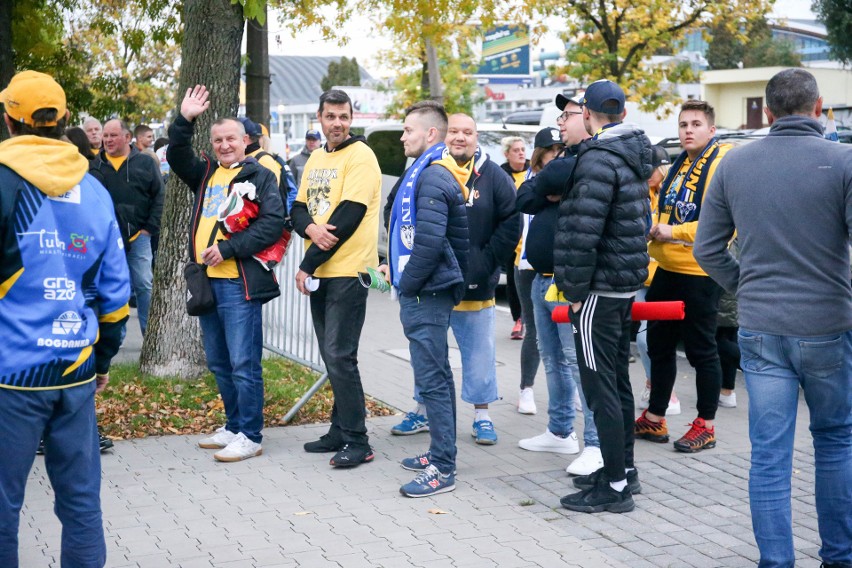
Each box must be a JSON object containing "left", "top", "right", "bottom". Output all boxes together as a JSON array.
[
  {"left": 413, "top": 305, "right": 499, "bottom": 406},
  {"left": 400, "top": 291, "right": 457, "bottom": 474},
  {"left": 739, "top": 328, "right": 852, "bottom": 568},
  {"left": 0, "top": 380, "right": 105, "bottom": 568},
  {"left": 199, "top": 278, "right": 264, "bottom": 443},
  {"left": 126, "top": 233, "right": 153, "bottom": 335},
  {"left": 531, "top": 274, "right": 599, "bottom": 446}
]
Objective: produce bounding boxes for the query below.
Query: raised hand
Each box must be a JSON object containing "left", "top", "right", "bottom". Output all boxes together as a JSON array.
[{"left": 180, "top": 85, "right": 210, "bottom": 121}]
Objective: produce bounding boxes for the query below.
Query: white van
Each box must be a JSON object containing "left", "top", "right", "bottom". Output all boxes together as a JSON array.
[{"left": 365, "top": 122, "right": 538, "bottom": 259}]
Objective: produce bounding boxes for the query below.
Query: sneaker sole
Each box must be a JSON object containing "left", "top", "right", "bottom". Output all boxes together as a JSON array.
[
  {"left": 330, "top": 453, "right": 375, "bottom": 468},
  {"left": 517, "top": 407, "right": 537, "bottom": 415},
  {"left": 214, "top": 448, "right": 263, "bottom": 462},
  {"left": 390, "top": 427, "right": 429, "bottom": 436},
  {"left": 674, "top": 440, "right": 716, "bottom": 453},
  {"left": 561, "top": 498, "right": 635, "bottom": 513},
  {"left": 474, "top": 437, "right": 498, "bottom": 445},
  {"left": 400, "top": 483, "right": 456, "bottom": 498},
  {"left": 199, "top": 442, "right": 230, "bottom": 449},
  {"left": 518, "top": 442, "right": 579, "bottom": 455},
  {"left": 572, "top": 479, "right": 642, "bottom": 495},
  {"left": 636, "top": 432, "right": 670, "bottom": 443}
]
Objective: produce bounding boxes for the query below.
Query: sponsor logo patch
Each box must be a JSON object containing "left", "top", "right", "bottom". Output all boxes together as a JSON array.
[
  {"left": 44, "top": 277, "right": 76, "bottom": 301},
  {"left": 52, "top": 311, "right": 82, "bottom": 335}
]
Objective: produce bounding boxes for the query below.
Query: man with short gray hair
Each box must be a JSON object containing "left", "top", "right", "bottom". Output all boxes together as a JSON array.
[{"left": 695, "top": 68, "right": 852, "bottom": 568}]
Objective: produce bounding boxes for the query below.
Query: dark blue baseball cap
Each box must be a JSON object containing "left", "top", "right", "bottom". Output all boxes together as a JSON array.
[
  {"left": 305, "top": 129, "right": 321, "bottom": 140},
  {"left": 238, "top": 116, "right": 262, "bottom": 137},
  {"left": 581, "top": 80, "right": 626, "bottom": 114}
]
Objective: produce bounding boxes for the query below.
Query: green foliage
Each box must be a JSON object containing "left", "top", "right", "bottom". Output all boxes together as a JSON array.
[
  {"left": 812, "top": 0, "right": 852, "bottom": 64},
  {"left": 707, "top": 17, "right": 801, "bottom": 70},
  {"left": 382, "top": 39, "right": 481, "bottom": 117},
  {"left": 320, "top": 56, "right": 361, "bottom": 91},
  {"left": 233, "top": 0, "right": 267, "bottom": 24},
  {"left": 535, "top": 0, "right": 773, "bottom": 113}
]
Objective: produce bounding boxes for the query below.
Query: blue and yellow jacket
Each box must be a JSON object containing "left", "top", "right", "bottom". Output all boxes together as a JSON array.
[{"left": 0, "top": 135, "right": 130, "bottom": 390}]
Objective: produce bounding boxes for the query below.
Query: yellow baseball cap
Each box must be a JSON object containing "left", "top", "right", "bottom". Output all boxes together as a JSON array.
[{"left": 0, "top": 70, "right": 67, "bottom": 126}]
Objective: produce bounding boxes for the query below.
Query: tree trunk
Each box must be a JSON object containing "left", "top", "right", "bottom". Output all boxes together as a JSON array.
[
  {"left": 245, "top": 6, "right": 270, "bottom": 127},
  {"left": 0, "top": 0, "right": 14, "bottom": 141},
  {"left": 139, "top": 0, "right": 244, "bottom": 379}
]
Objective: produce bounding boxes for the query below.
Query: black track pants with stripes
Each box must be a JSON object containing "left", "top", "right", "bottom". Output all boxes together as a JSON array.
[{"left": 571, "top": 294, "right": 636, "bottom": 482}]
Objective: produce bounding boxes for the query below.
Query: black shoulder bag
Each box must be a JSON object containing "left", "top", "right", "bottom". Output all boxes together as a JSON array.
[{"left": 184, "top": 224, "right": 219, "bottom": 316}]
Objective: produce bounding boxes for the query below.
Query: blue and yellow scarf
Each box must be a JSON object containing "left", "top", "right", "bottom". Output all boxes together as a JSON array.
[{"left": 658, "top": 139, "right": 720, "bottom": 225}]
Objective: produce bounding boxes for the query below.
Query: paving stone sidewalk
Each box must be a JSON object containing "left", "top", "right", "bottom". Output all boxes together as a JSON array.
[{"left": 20, "top": 292, "right": 821, "bottom": 567}]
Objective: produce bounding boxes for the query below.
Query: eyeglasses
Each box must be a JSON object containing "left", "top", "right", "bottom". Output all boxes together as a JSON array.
[{"left": 556, "top": 110, "right": 583, "bottom": 123}]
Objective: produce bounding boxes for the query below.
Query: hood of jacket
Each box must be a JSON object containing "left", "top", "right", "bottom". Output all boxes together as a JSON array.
[
  {"left": 0, "top": 135, "right": 88, "bottom": 196},
  {"left": 582, "top": 122, "right": 653, "bottom": 181}
]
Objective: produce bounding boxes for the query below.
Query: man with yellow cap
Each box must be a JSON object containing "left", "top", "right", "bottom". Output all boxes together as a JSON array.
[{"left": 0, "top": 70, "right": 131, "bottom": 567}]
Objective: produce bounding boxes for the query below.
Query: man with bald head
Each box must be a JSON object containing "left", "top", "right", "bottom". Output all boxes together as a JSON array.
[
  {"left": 167, "top": 85, "right": 285, "bottom": 463},
  {"left": 91, "top": 118, "right": 164, "bottom": 336},
  {"left": 391, "top": 113, "right": 518, "bottom": 446}
]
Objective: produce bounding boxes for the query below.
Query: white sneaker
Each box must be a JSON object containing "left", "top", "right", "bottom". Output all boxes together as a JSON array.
[
  {"left": 636, "top": 384, "right": 651, "bottom": 410},
  {"left": 566, "top": 446, "right": 604, "bottom": 476},
  {"left": 198, "top": 426, "right": 237, "bottom": 449},
  {"left": 213, "top": 432, "right": 262, "bottom": 462},
  {"left": 518, "top": 388, "right": 537, "bottom": 415},
  {"left": 573, "top": 390, "right": 583, "bottom": 413},
  {"left": 667, "top": 397, "right": 682, "bottom": 415},
  {"left": 519, "top": 430, "right": 579, "bottom": 454},
  {"left": 719, "top": 391, "right": 737, "bottom": 408}
]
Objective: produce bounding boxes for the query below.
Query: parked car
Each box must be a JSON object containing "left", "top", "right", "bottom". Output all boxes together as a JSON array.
[{"left": 366, "top": 122, "right": 538, "bottom": 260}]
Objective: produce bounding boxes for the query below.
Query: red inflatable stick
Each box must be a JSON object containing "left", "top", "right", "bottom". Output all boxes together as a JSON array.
[{"left": 552, "top": 301, "right": 685, "bottom": 324}]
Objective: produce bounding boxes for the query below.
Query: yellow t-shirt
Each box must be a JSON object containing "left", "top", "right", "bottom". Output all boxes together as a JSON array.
[
  {"left": 105, "top": 153, "right": 127, "bottom": 172},
  {"left": 196, "top": 166, "right": 241, "bottom": 278},
  {"left": 249, "top": 148, "right": 282, "bottom": 185},
  {"left": 296, "top": 140, "right": 381, "bottom": 278},
  {"left": 648, "top": 144, "right": 730, "bottom": 276}
]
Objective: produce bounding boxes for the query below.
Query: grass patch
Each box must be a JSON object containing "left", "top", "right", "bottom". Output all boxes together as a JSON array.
[{"left": 97, "top": 356, "right": 395, "bottom": 440}]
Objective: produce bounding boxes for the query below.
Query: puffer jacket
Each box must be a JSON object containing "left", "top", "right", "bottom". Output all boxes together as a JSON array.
[
  {"left": 554, "top": 123, "right": 652, "bottom": 302},
  {"left": 398, "top": 164, "right": 470, "bottom": 303}
]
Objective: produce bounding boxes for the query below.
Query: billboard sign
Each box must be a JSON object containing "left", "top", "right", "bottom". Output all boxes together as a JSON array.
[{"left": 476, "top": 24, "right": 531, "bottom": 78}]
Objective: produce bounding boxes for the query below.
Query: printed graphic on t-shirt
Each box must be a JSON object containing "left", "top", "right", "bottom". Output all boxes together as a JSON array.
[
  {"left": 306, "top": 168, "right": 335, "bottom": 217},
  {"left": 203, "top": 184, "right": 228, "bottom": 218}
]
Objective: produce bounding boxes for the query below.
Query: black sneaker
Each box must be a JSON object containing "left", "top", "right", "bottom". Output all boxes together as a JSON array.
[
  {"left": 36, "top": 439, "right": 45, "bottom": 455},
  {"left": 560, "top": 481, "right": 635, "bottom": 513},
  {"left": 304, "top": 434, "right": 344, "bottom": 453},
  {"left": 572, "top": 467, "right": 641, "bottom": 495},
  {"left": 99, "top": 432, "right": 114, "bottom": 452},
  {"left": 329, "top": 444, "right": 374, "bottom": 468}
]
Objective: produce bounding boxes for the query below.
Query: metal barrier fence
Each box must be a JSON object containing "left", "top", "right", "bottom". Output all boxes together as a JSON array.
[{"left": 262, "top": 234, "right": 328, "bottom": 423}]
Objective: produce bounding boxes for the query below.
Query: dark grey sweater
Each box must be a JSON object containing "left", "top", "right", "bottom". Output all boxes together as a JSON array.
[{"left": 694, "top": 115, "right": 852, "bottom": 336}]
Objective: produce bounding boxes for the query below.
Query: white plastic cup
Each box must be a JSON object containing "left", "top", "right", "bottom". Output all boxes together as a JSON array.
[{"left": 305, "top": 276, "right": 320, "bottom": 292}]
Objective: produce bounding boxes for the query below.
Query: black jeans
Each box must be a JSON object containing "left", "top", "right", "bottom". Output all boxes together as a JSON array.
[
  {"left": 716, "top": 326, "right": 739, "bottom": 391},
  {"left": 310, "top": 277, "right": 369, "bottom": 447},
  {"left": 572, "top": 294, "right": 635, "bottom": 482},
  {"left": 646, "top": 268, "right": 723, "bottom": 420},
  {"left": 515, "top": 268, "right": 540, "bottom": 389},
  {"left": 506, "top": 258, "right": 522, "bottom": 321}
]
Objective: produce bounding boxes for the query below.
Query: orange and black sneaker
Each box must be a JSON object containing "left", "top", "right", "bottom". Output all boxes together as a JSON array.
[
  {"left": 634, "top": 409, "right": 670, "bottom": 443},
  {"left": 673, "top": 417, "right": 716, "bottom": 453}
]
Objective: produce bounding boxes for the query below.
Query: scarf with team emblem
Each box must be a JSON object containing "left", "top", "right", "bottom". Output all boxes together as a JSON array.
[
  {"left": 389, "top": 143, "right": 480, "bottom": 289},
  {"left": 658, "top": 138, "right": 720, "bottom": 225}
]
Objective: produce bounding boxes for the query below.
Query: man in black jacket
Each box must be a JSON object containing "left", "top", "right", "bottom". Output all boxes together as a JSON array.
[
  {"left": 554, "top": 80, "right": 652, "bottom": 513},
  {"left": 93, "top": 119, "right": 164, "bottom": 336},
  {"left": 167, "top": 85, "right": 286, "bottom": 463},
  {"left": 382, "top": 101, "right": 469, "bottom": 497}
]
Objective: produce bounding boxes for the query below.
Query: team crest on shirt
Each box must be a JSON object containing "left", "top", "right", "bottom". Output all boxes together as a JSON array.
[
  {"left": 675, "top": 202, "right": 697, "bottom": 223},
  {"left": 306, "top": 168, "right": 336, "bottom": 217}
]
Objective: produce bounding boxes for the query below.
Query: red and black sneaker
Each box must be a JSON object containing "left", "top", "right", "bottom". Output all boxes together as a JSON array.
[
  {"left": 329, "top": 444, "right": 375, "bottom": 468},
  {"left": 674, "top": 417, "right": 716, "bottom": 453},
  {"left": 634, "top": 409, "right": 670, "bottom": 443}
]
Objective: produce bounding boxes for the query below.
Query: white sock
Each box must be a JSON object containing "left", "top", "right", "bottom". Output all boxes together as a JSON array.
[
  {"left": 474, "top": 409, "right": 491, "bottom": 423},
  {"left": 610, "top": 479, "right": 628, "bottom": 492},
  {"left": 626, "top": 468, "right": 635, "bottom": 474},
  {"left": 412, "top": 404, "right": 427, "bottom": 418}
]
